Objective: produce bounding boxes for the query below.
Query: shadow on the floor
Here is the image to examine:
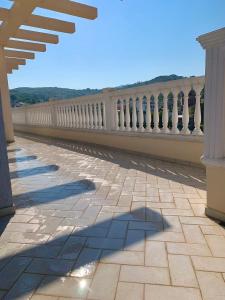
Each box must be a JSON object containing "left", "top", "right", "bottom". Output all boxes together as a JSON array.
[
  {"left": 7, "top": 148, "right": 22, "bottom": 153},
  {"left": 10, "top": 165, "right": 59, "bottom": 179},
  {"left": 13, "top": 179, "right": 96, "bottom": 208},
  {"left": 16, "top": 133, "right": 206, "bottom": 190},
  {"left": 0, "top": 207, "right": 170, "bottom": 298},
  {"left": 8, "top": 155, "right": 38, "bottom": 164},
  {"left": 0, "top": 216, "right": 12, "bottom": 236}
]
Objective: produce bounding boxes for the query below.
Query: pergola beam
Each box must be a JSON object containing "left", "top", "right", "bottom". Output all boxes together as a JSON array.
[
  {"left": 8, "top": 0, "right": 97, "bottom": 20},
  {"left": 4, "top": 49, "right": 35, "bottom": 59},
  {"left": 6, "top": 39, "right": 46, "bottom": 52},
  {"left": 6, "top": 57, "right": 26, "bottom": 65},
  {"left": 0, "top": 0, "right": 37, "bottom": 43},
  {"left": 13, "top": 29, "right": 59, "bottom": 44},
  {"left": 0, "top": 8, "right": 76, "bottom": 34},
  {"left": 36, "top": 0, "right": 97, "bottom": 20}
]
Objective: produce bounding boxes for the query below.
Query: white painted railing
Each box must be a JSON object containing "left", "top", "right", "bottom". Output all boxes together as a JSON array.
[{"left": 12, "top": 76, "right": 205, "bottom": 136}]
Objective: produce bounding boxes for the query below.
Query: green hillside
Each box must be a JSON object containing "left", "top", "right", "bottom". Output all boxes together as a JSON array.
[{"left": 10, "top": 74, "right": 188, "bottom": 107}]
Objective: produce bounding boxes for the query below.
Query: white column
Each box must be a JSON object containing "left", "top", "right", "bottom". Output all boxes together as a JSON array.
[
  {"left": 125, "top": 98, "right": 131, "bottom": 131},
  {"left": 181, "top": 90, "right": 190, "bottom": 134},
  {"left": 193, "top": 86, "right": 203, "bottom": 135},
  {"left": 171, "top": 91, "right": 179, "bottom": 134},
  {"left": 153, "top": 94, "right": 160, "bottom": 133},
  {"left": 162, "top": 92, "right": 169, "bottom": 133},
  {"left": 120, "top": 99, "right": 124, "bottom": 130},
  {"left": 197, "top": 27, "right": 225, "bottom": 222},
  {"left": 145, "top": 96, "right": 152, "bottom": 132},
  {"left": 132, "top": 96, "right": 137, "bottom": 131},
  {"left": 138, "top": 95, "right": 144, "bottom": 132}
]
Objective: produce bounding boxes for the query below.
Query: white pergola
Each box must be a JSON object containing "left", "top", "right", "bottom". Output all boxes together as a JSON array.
[{"left": 0, "top": 0, "right": 97, "bottom": 216}]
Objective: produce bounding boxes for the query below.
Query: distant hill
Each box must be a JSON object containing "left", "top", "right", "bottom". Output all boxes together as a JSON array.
[{"left": 10, "top": 74, "right": 188, "bottom": 107}]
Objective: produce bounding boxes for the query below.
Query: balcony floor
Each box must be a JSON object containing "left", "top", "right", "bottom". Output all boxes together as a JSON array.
[{"left": 0, "top": 133, "right": 225, "bottom": 300}]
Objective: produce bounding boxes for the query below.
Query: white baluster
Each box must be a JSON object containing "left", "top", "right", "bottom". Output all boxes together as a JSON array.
[
  {"left": 94, "top": 102, "right": 98, "bottom": 129},
  {"left": 78, "top": 104, "right": 83, "bottom": 128},
  {"left": 145, "top": 96, "right": 152, "bottom": 132},
  {"left": 115, "top": 99, "right": 119, "bottom": 130},
  {"left": 132, "top": 96, "right": 137, "bottom": 131},
  {"left": 181, "top": 90, "right": 190, "bottom": 134},
  {"left": 120, "top": 99, "right": 125, "bottom": 130},
  {"left": 75, "top": 105, "right": 79, "bottom": 128},
  {"left": 138, "top": 95, "right": 144, "bottom": 132},
  {"left": 171, "top": 91, "right": 179, "bottom": 134},
  {"left": 193, "top": 87, "right": 203, "bottom": 135},
  {"left": 83, "top": 104, "right": 86, "bottom": 128},
  {"left": 102, "top": 102, "right": 106, "bottom": 129},
  {"left": 153, "top": 94, "right": 160, "bottom": 133},
  {"left": 90, "top": 104, "right": 94, "bottom": 129},
  {"left": 86, "top": 104, "right": 90, "bottom": 129},
  {"left": 125, "top": 98, "right": 131, "bottom": 131},
  {"left": 162, "top": 92, "right": 169, "bottom": 133},
  {"left": 98, "top": 102, "right": 103, "bottom": 129}
]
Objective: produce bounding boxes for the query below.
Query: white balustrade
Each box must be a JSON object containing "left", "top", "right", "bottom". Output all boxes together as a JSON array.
[{"left": 12, "top": 76, "right": 205, "bottom": 137}]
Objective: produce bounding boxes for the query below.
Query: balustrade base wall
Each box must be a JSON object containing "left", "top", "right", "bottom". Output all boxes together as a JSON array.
[{"left": 14, "top": 124, "right": 204, "bottom": 166}]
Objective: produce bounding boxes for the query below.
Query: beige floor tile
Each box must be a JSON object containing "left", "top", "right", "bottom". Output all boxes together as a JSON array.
[
  {"left": 197, "top": 271, "right": 225, "bottom": 300},
  {"left": 174, "top": 198, "right": 191, "bottom": 209},
  {"left": 168, "top": 254, "right": 198, "bottom": 287},
  {"left": 167, "top": 242, "right": 211, "bottom": 256},
  {"left": 200, "top": 225, "right": 224, "bottom": 236},
  {"left": 162, "top": 209, "right": 194, "bottom": 216},
  {"left": 145, "top": 241, "right": 168, "bottom": 267},
  {"left": 36, "top": 276, "right": 91, "bottom": 298},
  {"left": 88, "top": 263, "right": 120, "bottom": 300},
  {"left": 191, "top": 204, "right": 206, "bottom": 217},
  {"left": 192, "top": 256, "right": 225, "bottom": 272},
  {"left": 146, "top": 231, "right": 185, "bottom": 242},
  {"left": 115, "top": 282, "right": 143, "bottom": 300},
  {"left": 101, "top": 250, "right": 144, "bottom": 265},
  {"left": 205, "top": 235, "right": 225, "bottom": 257},
  {"left": 183, "top": 225, "right": 206, "bottom": 244},
  {"left": 120, "top": 265, "right": 170, "bottom": 285},
  {"left": 145, "top": 284, "right": 202, "bottom": 300}
]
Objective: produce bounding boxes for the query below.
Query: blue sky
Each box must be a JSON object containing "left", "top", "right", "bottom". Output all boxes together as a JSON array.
[{"left": 3, "top": 0, "right": 225, "bottom": 89}]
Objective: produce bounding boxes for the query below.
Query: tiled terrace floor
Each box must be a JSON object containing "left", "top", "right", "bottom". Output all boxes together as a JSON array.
[{"left": 0, "top": 133, "right": 225, "bottom": 300}]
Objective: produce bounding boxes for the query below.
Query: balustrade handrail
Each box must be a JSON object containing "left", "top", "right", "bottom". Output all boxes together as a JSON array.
[{"left": 12, "top": 76, "right": 205, "bottom": 136}]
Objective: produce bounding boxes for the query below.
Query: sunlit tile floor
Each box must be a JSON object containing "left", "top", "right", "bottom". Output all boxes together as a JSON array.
[{"left": 0, "top": 133, "right": 225, "bottom": 300}]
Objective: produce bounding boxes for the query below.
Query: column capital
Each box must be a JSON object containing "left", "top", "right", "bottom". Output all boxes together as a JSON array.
[{"left": 197, "top": 27, "right": 225, "bottom": 49}]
